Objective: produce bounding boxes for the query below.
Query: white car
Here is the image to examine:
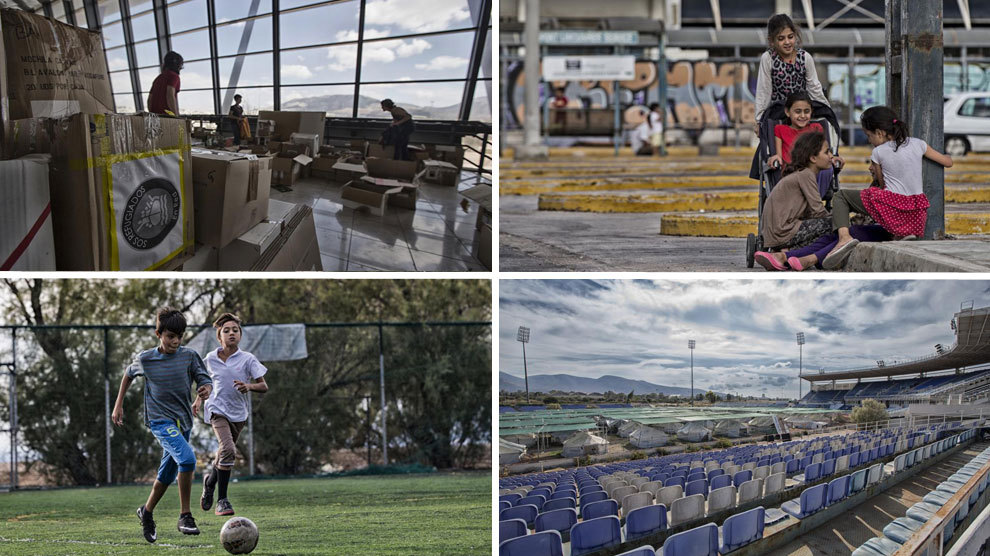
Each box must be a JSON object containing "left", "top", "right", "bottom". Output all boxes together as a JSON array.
[{"left": 944, "top": 92, "right": 990, "bottom": 156}]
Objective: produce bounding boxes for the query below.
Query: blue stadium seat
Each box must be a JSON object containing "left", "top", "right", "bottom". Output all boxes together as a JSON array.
[
  {"left": 720, "top": 506, "right": 765, "bottom": 553},
  {"left": 550, "top": 490, "right": 576, "bottom": 501},
  {"left": 803, "top": 462, "right": 822, "bottom": 483},
  {"left": 580, "top": 484, "right": 604, "bottom": 495},
  {"left": 707, "top": 469, "right": 724, "bottom": 481},
  {"left": 686, "top": 479, "right": 708, "bottom": 497},
  {"left": 710, "top": 474, "right": 731, "bottom": 491},
  {"left": 821, "top": 459, "right": 836, "bottom": 477},
  {"left": 542, "top": 498, "right": 576, "bottom": 512},
  {"left": 501, "top": 493, "right": 522, "bottom": 504},
  {"left": 570, "top": 516, "right": 622, "bottom": 556},
  {"left": 517, "top": 495, "right": 546, "bottom": 511},
  {"left": 530, "top": 487, "right": 553, "bottom": 500},
  {"left": 500, "top": 500, "right": 511, "bottom": 512},
  {"left": 625, "top": 504, "right": 667, "bottom": 541},
  {"left": 579, "top": 491, "right": 608, "bottom": 512},
  {"left": 882, "top": 517, "right": 926, "bottom": 544},
  {"left": 666, "top": 476, "right": 686, "bottom": 489},
  {"left": 499, "top": 529, "right": 563, "bottom": 556},
  {"left": 535, "top": 508, "right": 577, "bottom": 543},
  {"left": 785, "top": 458, "right": 799, "bottom": 475},
  {"left": 661, "top": 522, "right": 719, "bottom": 556},
  {"left": 616, "top": 546, "right": 656, "bottom": 556},
  {"left": 500, "top": 518, "right": 528, "bottom": 543},
  {"left": 826, "top": 476, "right": 849, "bottom": 506},
  {"left": 501, "top": 504, "right": 539, "bottom": 528},
  {"left": 781, "top": 483, "right": 827, "bottom": 519},
  {"left": 733, "top": 470, "right": 752, "bottom": 487},
  {"left": 582, "top": 499, "right": 619, "bottom": 520}
]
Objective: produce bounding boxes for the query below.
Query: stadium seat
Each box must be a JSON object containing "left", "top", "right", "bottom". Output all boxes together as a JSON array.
[
  {"left": 640, "top": 481, "right": 662, "bottom": 497},
  {"left": 733, "top": 470, "right": 752, "bottom": 487},
  {"left": 835, "top": 455, "right": 849, "bottom": 473},
  {"left": 781, "top": 483, "right": 827, "bottom": 519},
  {"left": 785, "top": 459, "right": 799, "bottom": 475},
  {"left": 658, "top": 485, "right": 684, "bottom": 508},
  {"left": 579, "top": 491, "right": 608, "bottom": 511},
  {"left": 625, "top": 504, "right": 667, "bottom": 541},
  {"left": 803, "top": 462, "right": 822, "bottom": 483},
  {"left": 550, "top": 490, "right": 575, "bottom": 501},
  {"left": 499, "top": 529, "right": 563, "bottom": 556},
  {"left": 848, "top": 469, "right": 868, "bottom": 495},
  {"left": 582, "top": 499, "right": 619, "bottom": 520},
  {"left": 882, "top": 516, "right": 926, "bottom": 544},
  {"left": 737, "top": 478, "right": 763, "bottom": 505},
  {"left": 500, "top": 518, "right": 528, "bottom": 543},
  {"left": 630, "top": 477, "right": 649, "bottom": 488},
  {"left": 535, "top": 508, "right": 577, "bottom": 543},
  {"left": 613, "top": 485, "right": 639, "bottom": 504},
  {"left": 616, "top": 546, "right": 656, "bottom": 556},
  {"left": 570, "top": 516, "right": 622, "bottom": 556},
  {"left": 621, "top": 492, "right": 654, "bottom": 518},
  {"left": 517, "top": 495, "right": 546, "bottom": 511},
  {"left": 906, "top": 501, "right": 940, "bottom": 523},
  {"left": 685, "top": 479, "right": 708, "bottom": 497},
  {"left": 542, "top": 498, "right": 575, "bottom": 512},
  {"left": 867, "top": 464, "right": 883, "bottom": 486},
  {"left": 720, "top": 506, "right": 766, "bottom": 553},
  {"left": 530, "top": 487, "right": 553, "bottom": 500},
  {"left": 500, "top": 500, "right": 511, "bottom": 512},
  {"left": 707, "top": 485, "right": 736, "bottom": 515},
  {"left": 753, "top": 466, "right": 770, "bottom": 481},
  {"left": 851, "top": 536, "right": 902, "bottom": 556},
  {"left": 501, "top": 504, "right": 539, "bottom": 528},
  {"left": 826, "top": 476, "right": 849, "bottom": 506},
  {"left": 670, "top": 493, "right": 705, "bottom": 526},
  {"left": 707, "top": 469, "right": 724, "bottom": 481},
  {"left": 501, "top": 493, "right": 522, "bottom": 504},
  {"left": 666, "top": 476, "right": 686, "bottom": 490},
  {"left": 661, "top": 522, "right": 719, "bottom": 556},
  {"left": 764, "top": 472, "right": 785, "bottom": 496},
  {"left": 710, "top": 474, "right": 731, "bottom": 491},
  {"left": 771, "top": 462, "right": 786, "bottom": 475},
  {"left": 821, "top": 459, "right": 836, "bottom": 477}
]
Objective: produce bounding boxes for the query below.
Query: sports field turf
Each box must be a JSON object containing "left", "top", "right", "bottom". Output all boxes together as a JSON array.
[{"left": 0, "top": 471, "right": 490, "bottom": 555}]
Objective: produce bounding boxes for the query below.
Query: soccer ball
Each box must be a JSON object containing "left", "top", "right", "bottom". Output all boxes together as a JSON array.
[{"left": 220, "top": 516, "right": 259, "bottom": 554}]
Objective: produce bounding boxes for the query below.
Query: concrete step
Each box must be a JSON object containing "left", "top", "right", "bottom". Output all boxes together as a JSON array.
[
  {"left": 659, "top": 207, "right": 990, "bottom": 237},
  {"left": 502, "top": 161, "right": 990, "bottom": 179},
  {"left": 537, "top": 186, "right": 990, "bottom": 213}
]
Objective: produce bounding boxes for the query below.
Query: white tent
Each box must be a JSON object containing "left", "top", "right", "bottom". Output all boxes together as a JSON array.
[
  {"left": 747, "top": 416, "right": 777, "bottom": 434},
  {"left": 630, "top": 426, "right": 669, "bottom": 448},
  {"left": 713, "top": 419, "right": 743, "bottom": 438},
  {"left": 562, "top": 431, "right": 609, "bottom": 457},
  {"left": 618, "top": 420, "right": 641, "bottom": 438},
  {"left": 500, "top": 438, "right": 527, "bottom": 465},
  {"left": 677, "top": 421, "right": 711, "bottom": 443},
  {"left": 503, "top": 434, "right": 537, "bottom": 448},
  {"left": 784, "top": 416, "right": 826, "bottom": 430}
]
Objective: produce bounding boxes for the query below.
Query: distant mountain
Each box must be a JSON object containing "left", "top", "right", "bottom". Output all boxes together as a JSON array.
[
  {"left": 279, "top": 94, "right": 491, "bottom": 122},
  {"left": 499, "top": 372, "right": 723, "bottom": 398}
]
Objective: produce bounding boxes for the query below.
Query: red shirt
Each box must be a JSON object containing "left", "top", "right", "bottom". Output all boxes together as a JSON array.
[
  {"left": 148, "top": 70, "right": 181, "bottom": 114},
  {"left": 774, "top": 122, "right": 824, "bottom": 163}
]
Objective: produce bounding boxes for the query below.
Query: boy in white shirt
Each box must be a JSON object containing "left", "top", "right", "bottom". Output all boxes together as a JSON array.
[{"left": 194, "top": 313, "right": 268, "bottom": 516}]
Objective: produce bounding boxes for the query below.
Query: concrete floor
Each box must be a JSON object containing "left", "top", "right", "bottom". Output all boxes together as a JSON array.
[{"left": 271, "top": 172, "right": 489, "bottom": 271}]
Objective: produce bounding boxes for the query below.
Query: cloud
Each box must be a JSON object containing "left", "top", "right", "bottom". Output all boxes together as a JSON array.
[
  {"left": 281, "top": 65, "right": 313, "bottom": 80},
  {"left": 395, "top": 39, "right": 431, "bottom": 58},
  {"left": 326, "top": 44, "right": 358, "bottom": 71},
  {"left": 335, "top": 29, "right": 391, "bottom": 42},
  {"left": 358, "top": 38, "right": 431, "bottom": 65},
  {"left": 365, "top": 0, "right": 471, "bottom": 33},
  {"left": 415, "top": 55, "right": 468, "bottom": 71}
]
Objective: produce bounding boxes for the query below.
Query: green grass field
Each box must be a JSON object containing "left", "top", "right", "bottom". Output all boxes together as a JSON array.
[{"left": 0, "top": 471, "right": 490, "bottom": 555}]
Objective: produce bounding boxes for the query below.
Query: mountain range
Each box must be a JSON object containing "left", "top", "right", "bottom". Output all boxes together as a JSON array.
[
  {"left": 280, "top": 94, "right": 491, "bottom": 121},
  {"left": 499, "top": 372, "right": 724, "bottom": 398}
]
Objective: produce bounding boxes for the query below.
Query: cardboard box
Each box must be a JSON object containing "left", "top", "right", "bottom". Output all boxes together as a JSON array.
[
  {"left": 190, "top": 148, "right": 271, "bottom": 248},
  {"left": 266, "top": 199, "right": 302, "bottom": 232},
  {"left": 0, "top": 9, "right": 113, "bottom": 122},
  {"left": 2, "top": 113, "right": 194, "bottom": 270},
  {"left": 418, "top": 159, "right": 459, "bottom": 186},
  {"left": 361, "top": 176, "right": 418, "bottom": 210},
  {"left": 279, "top": 142, "right": 310, "bottom": 158},
  {"left": 182, "top": 244, "right": 218, "bottom": 271},
  {"left": 366, "top": 143, "right": 394, "bottom": 159},
  {"left": 310, "top": 155, "right": 337, "bottom": 179},
  {"left": 472, "top": 222, "right": 491, "bottom": 270},
  {"left": 340, "top": 180, "right": 403, "bottom": 216},
  {"left": 332, "top": 161, "right": 366, "bottom": 183},
  {"left": 290, "top": 133, "right": 319, "bottom": 157},
  {"left": 256, "top": 119, "right": 274, "bottom": 137},
  {"left": 268, "top": 140, "right": 283, "bottom": 153},
  {"left": 257, "top": 110, "right": 325, "bottom": 144},
  {"left": 366, "top": 156, "right": 417, "bottom": 181},
  {"left": 428, "top": 144, "right": 465, "bottom": 169},
  {"left": 350, "top": 139, "right": 368, "bottom": 156},
  {"left": 271, "top": 153, "right": 312, "bottom": 186},
  {"left": 253, "top": 206, "right": 322, "bottom": 271},
  {"left": 218, "top": 220, "right": 281, "bottom": 270},
  {"left": 0, "top": 154, "right": 55, "bottom": 270}
]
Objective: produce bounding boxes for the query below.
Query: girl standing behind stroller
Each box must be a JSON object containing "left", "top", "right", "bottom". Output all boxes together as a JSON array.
[
  {"left": 754, "top": 14, "right": 830, "bottom": 124},
  {"left": 822, "top": 106, "right": 954, "bottom": 269}
]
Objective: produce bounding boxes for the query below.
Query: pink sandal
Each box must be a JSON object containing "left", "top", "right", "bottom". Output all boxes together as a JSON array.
[
  {"left": 787, "top": 256, "right": 806, "bottom": 271},
  {"left": 754, "top": 251, "right": 787, "bottom": 271}
]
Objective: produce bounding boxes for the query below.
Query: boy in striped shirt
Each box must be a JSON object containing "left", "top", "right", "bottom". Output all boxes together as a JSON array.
[{"left": 111, "top": 307, "right": 213, "bottom": 543}]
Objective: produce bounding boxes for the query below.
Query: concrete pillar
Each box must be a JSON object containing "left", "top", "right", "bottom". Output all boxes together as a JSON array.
[{"left": 517, "top": 0, "right": 549, "bottom": 160}]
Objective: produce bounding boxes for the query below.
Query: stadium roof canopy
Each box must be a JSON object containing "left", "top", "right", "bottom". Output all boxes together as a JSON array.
[{"left": 802, "top": 306, "right": 990, "bottom": 382}]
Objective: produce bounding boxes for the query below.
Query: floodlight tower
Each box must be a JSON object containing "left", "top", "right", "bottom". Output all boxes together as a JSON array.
[
  {"left": 518, "top": 326, "right": 531, "bottom": 403},
  {"left": 688, "top": 339, "right": 696, "bottom": 406},
  {"left": 796, "top": 332, "right": 805, "bottom": 401}
]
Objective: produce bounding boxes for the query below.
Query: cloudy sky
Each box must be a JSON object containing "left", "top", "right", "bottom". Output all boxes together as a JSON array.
[{"left": 499, "top": 279, "right": 990, "bottom": 400}]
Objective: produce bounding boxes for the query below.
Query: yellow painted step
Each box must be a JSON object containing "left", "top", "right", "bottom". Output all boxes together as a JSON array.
[
  {"left": 538, "top": 186, "right": 990, "bottom": 213},
  {"left": 659, "top": 212, "right": 990, "bottom": 237}
]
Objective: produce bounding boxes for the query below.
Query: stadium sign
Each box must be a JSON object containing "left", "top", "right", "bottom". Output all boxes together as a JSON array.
[
  {"left": 539, "top": 30, "right": 640, "bottom": 45},
  {"left": 542, "top": 56, "right": 636, "bottom": 81}
]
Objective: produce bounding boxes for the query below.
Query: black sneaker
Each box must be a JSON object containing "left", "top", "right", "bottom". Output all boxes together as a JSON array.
[
  {"left": 177, "top": 512, "right": 200, "bottom": 535},
  {"left": 215, "top": 498, "right": 234, "bottom": 516},
  {"left": 136, "top": 505, "right": 157, "bottom": 543},
  {"left": 201, "top": 468, "right": 217, "bottom": 511}
]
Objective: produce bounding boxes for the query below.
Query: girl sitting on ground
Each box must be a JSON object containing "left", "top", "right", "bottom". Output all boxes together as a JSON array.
[{"left": 821, "top": 106, "right": 954, "bottom": 270}]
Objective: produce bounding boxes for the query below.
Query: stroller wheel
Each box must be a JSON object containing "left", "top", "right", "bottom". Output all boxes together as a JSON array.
[{"left": 746, "top": 233, "right": 757, "bottom": 268}]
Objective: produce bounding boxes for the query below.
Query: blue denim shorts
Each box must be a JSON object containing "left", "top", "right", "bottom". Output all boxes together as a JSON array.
[{"left": 149, "top": 419, "right": 196, "bottom": 484}]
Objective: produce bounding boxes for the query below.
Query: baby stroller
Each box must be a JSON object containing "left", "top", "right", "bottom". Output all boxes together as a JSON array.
[{"left": 745, "top": 100, "right": 843, "bottom": 268}]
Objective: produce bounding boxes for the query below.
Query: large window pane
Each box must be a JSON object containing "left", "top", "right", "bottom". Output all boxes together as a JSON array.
[
  {"left": 168, "top": 0, "right": 208, "bottom": 33},
  {"left": 178, "top": 60, "right": 215, "bottom": 90},
  {"left": 111, "top": 70, "right": 133, "bottom": 94},
  {"left": 279, "top": 1, "right": 359, "bottom": 49},
  {"left": 178, "top": 90, "right": 216, "bottom": 114},
  {"left": 114, "top": 93, "right": 137, "bottom": 114},
  {"left": 281, "top": 85, "right": 354, "bottom": 116},
  {"left": 361, "top": 32, "right": 473, "bottom": 82},
  {"left": 170, "top": 29, "right": 211, "bottom": 61},
  {"left": 364, "top": 0, "right": 472, "bottom": 35},
  {"left": 468, "top": 82, "right": 491, "bottom": 122},
  {"left": 134, "top": 40, "right": 161, "bottom": 69},
  {"left": 130, "top": 0, "right": 155, "bottom": 15},
  {"left": 219, "top": 53, "right": 273, "bottom": 87},
  {"left": 102, "top": 21, "right": 125, "bottom": 50},
  {"left": 51, "top": 1, "right": 66, "bottom": 22},
  {"left": 214, "top": 0, "right": 272, "bottom": 22},
  {"left": 281, "top": 45, "right": 356, "bottom": 85},
  {"left": 130, "top": 11, "right": 157, "bottom": 42},
  {"left": 358, "top": 81, "right": 466, "bottom": 119},
  {"left": 216, "top": 17, "right": 272, "bottom": 56},
  {"left": 97, "top": 0, "right": 121, "bottom": 25},
  {"left": 219, "top": 88, "right": 274, "bottom": 115},
  {"left": 138, "top": 67, "right": 160, "bottom": 93},
  {"left": 106, "top": 46, "right": 129, "bottom": 72},
  {"left": 74, "top": 8, "right": 86, "bottom": 28}
]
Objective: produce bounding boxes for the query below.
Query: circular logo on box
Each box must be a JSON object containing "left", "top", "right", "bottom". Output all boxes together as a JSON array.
[{"left": 121, "top": 178, "right": 180, "bottom": 250}]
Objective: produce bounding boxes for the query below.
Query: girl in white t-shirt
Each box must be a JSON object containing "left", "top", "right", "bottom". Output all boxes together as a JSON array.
[
  {"left": 193, "top": 313, "right": 268, "bottom": 516},
  {"left": 822, "top": 106, "right": 953, "bottom": 269}
]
